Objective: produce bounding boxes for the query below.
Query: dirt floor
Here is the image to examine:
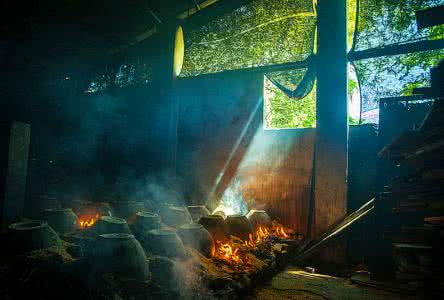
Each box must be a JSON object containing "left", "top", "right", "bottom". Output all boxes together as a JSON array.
[{"left": 248, "top": 267, "right": 422, "bottom": 300}]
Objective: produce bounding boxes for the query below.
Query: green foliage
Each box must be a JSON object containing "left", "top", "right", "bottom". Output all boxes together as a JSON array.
[
  {"left": 353, "top": 0, "right": 444, "bottom": 111},
  {"left": 348, "top": 79, "right": 359, "bottom": 95},
  {"left": 181, "top": 0, "right": 316, "bottom": 77},
  {"left": 400, "top": 81, "right": 427, "bottom": 96},
  {"left": 264, "top": 77, "right": 316, "bottom": 129},
  {"left": 355, "top": 0, "right": 444, "bottom": 50},
  {"left": 348, "top": 116, "right": 360, "bottom": 125},
  {"left": 347, "top": 0, "right": 358, "bottom": 48}
]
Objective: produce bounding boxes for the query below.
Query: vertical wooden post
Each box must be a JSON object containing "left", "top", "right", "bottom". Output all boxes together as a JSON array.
[
  {"left": 1, "top": 122, "right": 31, "bottom": 228},
  {"left": 313, "top": 0, "right": 348, "bottom": 247}
]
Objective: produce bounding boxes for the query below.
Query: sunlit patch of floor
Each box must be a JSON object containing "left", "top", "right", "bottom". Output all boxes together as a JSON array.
[{"left": 248, "top": 267, "right": 422, "bottom": 300}]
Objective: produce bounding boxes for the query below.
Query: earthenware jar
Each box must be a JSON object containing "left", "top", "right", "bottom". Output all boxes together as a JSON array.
[
  {"left": 225, "top": 214, "right": 253, "bottom": 240},
  {"left": 177, "top": 223, "right": 213, "bottom": 256},
  {"left": 131, "top": 211, "right": 162, "bottom": 238},
  {"left": 140, "top": 228, "right": 186, "bottom": 258},
  {"left": 187, "top": 205, "right": 211, "bottom": 223},
  {"left": 8, "top": 220, "right": 61, "bottom": 253},
  {"left": 198, "top": 214, "right": 227, "bottom": 242},
  {"left": 42, "top": 208, "right": 79, "bottom": 234},
  {"left": 148, "top": 256, "right": 177, "bottom": 290},
  {"left": 93, "top": 216, "right": 131, "bottom": 235},
  {"left": 246, "top": 209, "right": 272, "bottom": 229},
  {"left": 159, "top": 206, "right": 192, "bottom": 227},
  {"left": 91, "top": 233, "right": 150, "bottom": 281}
]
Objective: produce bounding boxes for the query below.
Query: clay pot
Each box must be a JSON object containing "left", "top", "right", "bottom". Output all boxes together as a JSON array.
[
  {"left": 63, "top": 230, "right": 96, "bottom": 257},
  {"left": 140, "top": 228, "right": 186, "bottom": 258},
  {"left": 42, "top": 208, "right": 79, "bottom": 234},
  {"left": 187, "top": 205, "right": 210, "bottom": 223},
  {"left": 159, "top": 206, "right": 192, "bottom": 227},
  {"left": 246, "top": 209, "right": 272, "bottom": 229},
  {"left": 91, "top": 233, "right": 150, "bottom": 281},
  {"left": 148, "top": 256, "right": 177, "bottom": 290},
  {"left": 93, "top": 216, "right": 131, "bottom": 235},
  {"left": 110, "top": 201, "right": 145, "bottom": 220},
  {"left": 131, "top": 211, "right": 162, "bottom": 238},
  {"left": 198, "top": 215, "right": 227, "bottom": 241},
  {"left": 212, "top": 210, "right": 226, "bottom": 219},
  {"left": 225, "top": 215, "right": 253, "bottom": 240},
  {"left": 8, "top": 220, "right": 61, "bottom": 253},
  {"left": 177, "top": 223, "right": 213, "bottom": 256}
]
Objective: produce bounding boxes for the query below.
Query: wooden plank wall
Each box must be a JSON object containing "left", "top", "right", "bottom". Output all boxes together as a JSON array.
[
  {"left": 176, "top": 73, "right": 315, "bottom": 234},
  {"left": 237, "top": 129, "right": 315, "bottom": 232}
]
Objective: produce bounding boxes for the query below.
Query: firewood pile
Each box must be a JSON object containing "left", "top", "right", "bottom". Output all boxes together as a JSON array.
[{"left": 380, "top": 99, "right": 444, "bottom": 291}]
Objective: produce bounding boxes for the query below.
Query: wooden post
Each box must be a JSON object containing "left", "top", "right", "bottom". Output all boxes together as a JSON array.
[
  {"left": 313, "top": 0, "right": 348, "bottom": 261},
  {"left": 0, "top": 122, "right": 31, "bottom": 228}
]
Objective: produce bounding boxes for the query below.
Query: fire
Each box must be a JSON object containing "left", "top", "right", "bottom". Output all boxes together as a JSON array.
[
  {"left": 272, "top": 222, "right": 289, "bottom": 239},
  {"left": 214, "top": 240, "right": 241, "bottom": 263},
  {"left": 214, "top": 221, "right": 291, "bottom": 264},
  {"left": 244, "top": 222, "right": 289, "bottom": 247},
  {"left": 78, "top": 214, "right": 99, "bottom": 228}
]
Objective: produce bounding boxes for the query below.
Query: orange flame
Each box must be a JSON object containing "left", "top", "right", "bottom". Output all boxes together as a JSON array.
[
  {"left": 214, "top": 240, "right": 241, "bottom": 263},
  {"left": 272, "top": 222, "right": 289, "bottom": 239},
  {"left": 78, "top": 214, "right": 100, "bottom": 229},
  {"left": 214, "top": 221, "right": 291, "bottom": 264},
  {"left": 245, "top": 223, "right": 289, "bottom": 247}
]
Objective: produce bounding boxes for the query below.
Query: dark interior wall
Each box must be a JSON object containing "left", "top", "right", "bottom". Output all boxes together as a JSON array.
[
  {"left": 20, "top": 81, "right": 175, "bottom": 215},
  {"left": 176, "top": 73, "right": 315, "bottom": 232},
  {"left": 347, "top": 124, "right": 378, "bottom": 267},
  {"left": 176, "top": 73, "right": 263, "bottom": 206}
]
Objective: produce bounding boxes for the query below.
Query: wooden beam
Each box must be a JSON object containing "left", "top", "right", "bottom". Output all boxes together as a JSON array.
[
  {"left": 177, "top": 0, "right": 220, "bottom": 20},
  {"left": 313, "top": 0, "right": 348, "bottom": 261},
  {"left": 177, "top": 58, "right": 310, "bottom": 81},
  {"left": 348, "top": 38, "right": 444, "bottom": 61},
  {"left": 379, "top": 95, "right": 430, "bottom": 103}
]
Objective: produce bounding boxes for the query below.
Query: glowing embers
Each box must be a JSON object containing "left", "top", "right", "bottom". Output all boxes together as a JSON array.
[{"left": 78, "top": 214, "right": 100, "bottom": 229}]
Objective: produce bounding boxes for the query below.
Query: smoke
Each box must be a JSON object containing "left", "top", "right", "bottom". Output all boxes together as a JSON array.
[
  {"left": 173, "top": 254, "right": 217, "bottom": 300},
  {"left": 117, "top": 170, "right": 185, "bottom": 207},
  {"left": 28, "top": 73, "right": 181, "bottom": 204},
  {"left": 213, "top": 178, "right": 249, "bottom": 216}
]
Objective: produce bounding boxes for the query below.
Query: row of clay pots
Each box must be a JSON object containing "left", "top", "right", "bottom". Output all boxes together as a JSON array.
[
  {"left": 39, "top": 200, "right": 147, "bottom": 235},
  {"left": 6, "top": 206, "right": 213, "bottom": 284},
  {"left": 7, "top": 218, "right": 151, "bottom": 282},
  {"left": 92, "top": 211, "right": 214, "bottom": 259},
  {"left": 198, "top": 209, "right": 272, "bottom": 241},
  {"left": 7, "top": 209, "right": 271, "bottom": 284},
  {"left": 199, "top": 214, "right": 255, "bottom": 241},
  {"left": 37, "top": 205, "right": 270, "bottom": 253}
]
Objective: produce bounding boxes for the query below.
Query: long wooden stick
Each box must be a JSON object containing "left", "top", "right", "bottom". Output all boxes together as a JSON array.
[{"left": 296, "top": 198, "right": 375, "bottom": 260}]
